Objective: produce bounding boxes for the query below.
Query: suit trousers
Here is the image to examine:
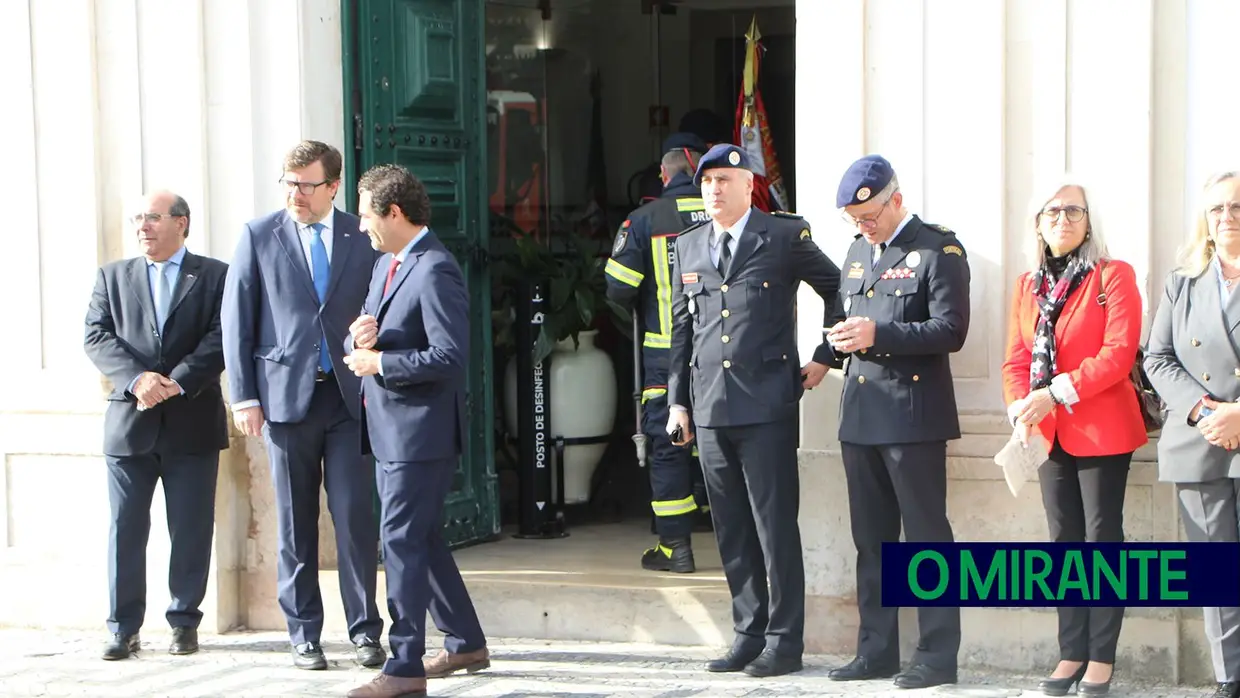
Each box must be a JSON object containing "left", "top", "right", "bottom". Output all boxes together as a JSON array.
[
  {"left": 106, "top": 450, "right": 218, "bottom": 635},
  {"left": 697, "top": 416, "right": 804, "bottom": 658},
  {"left": 377, "top": 456, "right": 486, "bottom": 678},
  {"left": 263, "top": 376, "right": 382, "bottom": 645},
  {"left": 841, "top": 440, "right": 960, "bottom": 671},
  {"left": 1177, "top": 477, "right": 1240, "bottom": 682},
  {"left": 1038, "top": 439, "right": 1132, "bottom": 663}
]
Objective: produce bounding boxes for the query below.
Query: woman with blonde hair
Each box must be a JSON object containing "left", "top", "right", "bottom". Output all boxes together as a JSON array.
[
  {"left": 1001, "top": 175, "right": 1147, "bottom": 696},
  {"left": 1144, "top": 171, "right": 1240, "bottom": 698}
]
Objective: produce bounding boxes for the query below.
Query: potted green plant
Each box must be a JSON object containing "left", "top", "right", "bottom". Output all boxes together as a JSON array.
[{"left": 493, "top": 230, "right": 630, "bottom": 505}]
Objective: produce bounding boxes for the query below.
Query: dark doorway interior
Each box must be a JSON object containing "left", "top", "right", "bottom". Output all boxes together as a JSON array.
[{"left": 483, "top": 0, "right": 798, "bottom": 538}]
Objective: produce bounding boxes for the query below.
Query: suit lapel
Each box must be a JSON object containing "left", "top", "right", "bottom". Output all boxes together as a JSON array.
[
  {"left": 1224, "top": 278, "right": 1240, "bottom": 334},
  {"left": 864, "top": 218, "right": 919, "bottom": 291},
  {"left": 690, "top": 225, "right": 721, "bottom": 285},
  {"left": 1190, "top": 269, "right": 1239, "bottom": 362},
  {"left": 725, "top": 209, "right": 767, "bottom": 279},
  {"left": 165, "top": 252, "right": 201, "bottom": 321},
  {"left": 377, "top": 232, "right": 433, "bottom": 317},
  {"left": 275, "top": 213, "right": 320, "bottom": 301},
  {"left": 126, "top": 258, "right": 157, "bottom": 332},
  {"left": 324, "top": 209, "right": 354, "bottom": 302}
]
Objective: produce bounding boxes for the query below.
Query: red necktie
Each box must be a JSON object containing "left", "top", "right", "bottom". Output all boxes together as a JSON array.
[{"left": 383, "top": 257, "right": 400, "bottom": 296}]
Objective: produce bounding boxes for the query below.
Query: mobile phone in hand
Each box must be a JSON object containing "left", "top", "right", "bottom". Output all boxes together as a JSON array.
[{"left": 670, "top": 425, "right": 684, "bottom": 444}]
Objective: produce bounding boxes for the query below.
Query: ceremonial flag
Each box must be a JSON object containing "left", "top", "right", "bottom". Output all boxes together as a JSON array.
[{"left": 734, "top": 16, "right": 788, "bottom": 213}]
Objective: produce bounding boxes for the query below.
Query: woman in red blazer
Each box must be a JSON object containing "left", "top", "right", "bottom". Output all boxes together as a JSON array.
[{"left": 1001, "top": 178, "right": 1147, "bottom": 697}]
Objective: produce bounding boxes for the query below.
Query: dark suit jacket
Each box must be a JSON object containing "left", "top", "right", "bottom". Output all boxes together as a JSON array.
[
  {"left": 348, "top": 232, "right": 468, "bottom": 463},
  {"left": 667, "top": 208, "right": 840, "bottom": 428},
  {"left": 221, "top": 208, "right": 379, "bottom": 423},
  {"left": 84, "top": 251, "right": 229, "bottom": 457},
  {"left": 826, "top": 217, "right": 971, "bottom": 445}
]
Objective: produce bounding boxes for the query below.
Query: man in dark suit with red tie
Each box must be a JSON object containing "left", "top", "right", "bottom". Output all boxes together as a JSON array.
[
  {"left": 342, "top": 164, "right": 489, "bottom": 698},
  {"left": 84, "top": 191, "right": 228, "bottom": 661}
]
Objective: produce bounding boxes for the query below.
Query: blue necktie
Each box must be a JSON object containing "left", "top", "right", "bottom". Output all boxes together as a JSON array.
[
  {"left": 153, "top": 261, "right": 172, "bottom": 333},
  {"left": 310, "top": 223, "right": 332, "bottom": 373}
]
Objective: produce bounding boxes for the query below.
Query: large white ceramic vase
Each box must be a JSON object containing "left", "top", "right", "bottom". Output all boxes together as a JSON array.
[{"left": 504, "top": 329, "right": 616, "bottom": 505}]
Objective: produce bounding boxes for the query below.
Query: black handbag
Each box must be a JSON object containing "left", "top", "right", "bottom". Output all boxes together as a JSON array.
[
  {"left": 1129, "top": 346, "right": 1166, "bottom": 433},
  {"left": 1097, "top": 260, "right": 1165, "bottom": 433}
]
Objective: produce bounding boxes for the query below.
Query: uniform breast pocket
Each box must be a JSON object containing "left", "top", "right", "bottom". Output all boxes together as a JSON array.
[
  {"left": 684, "top": 282, "right": 707, "bottom": 324},
  {"left": 874, "top": 278, "right": 922, "bottom": 320},
  {"left": 840, "top": 276, "right": 865, "bottom": 316}
]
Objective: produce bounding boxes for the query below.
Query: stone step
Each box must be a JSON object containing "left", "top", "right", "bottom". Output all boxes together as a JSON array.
[{"left": 257, "top": 523, "right": 735, "bottom": 649}]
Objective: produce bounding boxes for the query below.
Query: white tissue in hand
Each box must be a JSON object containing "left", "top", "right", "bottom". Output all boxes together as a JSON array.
[{"left": 993, "top": 430, "right": 1050, "bottom": 497}]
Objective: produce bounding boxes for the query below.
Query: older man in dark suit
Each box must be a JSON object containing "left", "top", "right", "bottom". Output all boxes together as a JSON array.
[
  {"left": 84, "top": 191, "right": 228, "bottom": 661},
  {"left": 221, "top": 141, "right": 384, "bottom": 669},
  {"left": 342, "top": 164, "right": 488, "bottom": 698}
]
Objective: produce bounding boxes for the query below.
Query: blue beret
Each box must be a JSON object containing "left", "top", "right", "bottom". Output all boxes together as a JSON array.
[
  {"left": 693, "top": 143, "right": 751, "bottom": 187},
  {"left": 662, "top": 132, "right": 707, "bottom": 154},
  {"left": 836, "top": 155, "right": 895, "bottom": 207}
]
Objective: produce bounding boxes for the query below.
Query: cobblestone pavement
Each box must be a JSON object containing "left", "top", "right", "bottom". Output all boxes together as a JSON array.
[{"left": 0, "top": 629, "right": 1218, "bottom": 698}]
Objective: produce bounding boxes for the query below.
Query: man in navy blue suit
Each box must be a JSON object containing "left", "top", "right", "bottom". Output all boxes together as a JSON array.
[
  {"left": 221, "top": 141, "right": 385, "bottom": 670},
  {"left": 343, "top": 164, "right": 488, "bottom": 698}
]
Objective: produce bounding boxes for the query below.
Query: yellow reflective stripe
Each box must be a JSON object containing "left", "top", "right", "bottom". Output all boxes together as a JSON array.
[
  {"left": 676, "top": 198, "right": 705, "bottom": 212},
  {"left": 651, "top": 495, "right": 697, "bottom": 517},
  {"left": 641, "top": 387, "right": 667, "bottom": 403},
  {"left": 643, "top": 333, "right": 671, "bottom": 349},
  {"left": 651, "top": 236, "right": 673, "bottom": 336},
  {"left": 605, "top": 258, "right": 643, "bottom": 287}
]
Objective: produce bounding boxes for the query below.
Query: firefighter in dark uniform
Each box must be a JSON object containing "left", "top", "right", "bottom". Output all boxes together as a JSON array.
[
  {"left": 606, "top": 132, "right": 712, "bottom": 573},
  {"left": 666, "top": 144, "right": 841, "bottom": 678},
  {"left": 821, "top": 155, "right": 970, "bottom": 690}
]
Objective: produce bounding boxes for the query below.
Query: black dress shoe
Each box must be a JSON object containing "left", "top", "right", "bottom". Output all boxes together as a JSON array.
[
  {"left": 1078, "top": 677, "right": 1113, "bottom": 695},
  {"left": 102, "top": 632, "right": 140, "bottom": 660},
  {"left": 1037, "top": 664, "right": 1086, "bottom": 696},
  {"left": 1212, "top": 681, "right": 1240, "bottom": 698},
  {"left": 893, "top": 663, "right": 957, "bottom": 689},
  {"left": 354, "top": 637, "right": 386, "bottom": 668},
  {"left": 292, "top": 641, "right": 328, "bottom": 670},
  {"left": 828, "top": 655, "right": 899, "bottom": 681},
  {"left": 743, "top": 649, "right": 803, "bottom": 677},
  {"left": 169, "top": 627, "right": 198, "bottom": 655},
  {"left": 706, "top": 644, "right": 763, "bottom": 672}
]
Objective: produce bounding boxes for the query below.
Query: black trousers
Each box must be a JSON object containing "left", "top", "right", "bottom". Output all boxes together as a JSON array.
[
  {"left": 1038, "top": 439, "right": 1132, "bottom": 663},
  {"left": 841, "top": 440, "right": 960, "bottom": 671},
  {"left": 697, "top": 416, "right": 803, "bottom": 658},
  {"left": 106, "top": 450, "right": 219, "bottom": 635},
  {"left": 643, "top": 394, "right": 700, "bottom": 538},
  {"left": 264, "top": 377, "right": 382, "bottom": 645}
]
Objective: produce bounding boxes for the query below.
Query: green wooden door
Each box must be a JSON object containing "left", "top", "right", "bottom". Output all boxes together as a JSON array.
[{"left": 344, "top": 0, "right": 499, "bottom": 548}]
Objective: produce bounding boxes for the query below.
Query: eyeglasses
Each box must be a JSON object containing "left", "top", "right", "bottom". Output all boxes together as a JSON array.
[
  {"left": 841, "top": 195, "right": 893, "bottom": 228},
  {"left": 1039, "top": 205, "right": 1088, "bottom": 223},
  {"left": 129, "top": 212, "right": 182, "bottom": 225},
  {"left": 280, "top": 178, "right": 334, "bottom": 195},
  {"left": 1207, "top": 202, "right": 1240, "bottom": 220}
]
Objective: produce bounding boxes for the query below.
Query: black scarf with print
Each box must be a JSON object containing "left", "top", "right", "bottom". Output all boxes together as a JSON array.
[{"left": 1028, "top": 251, "right": 1092, "bottom": 391}]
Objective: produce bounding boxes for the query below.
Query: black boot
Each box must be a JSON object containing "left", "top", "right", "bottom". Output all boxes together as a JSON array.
[{"left": 640, "top": 536, "right": 695, "bottom": 573}]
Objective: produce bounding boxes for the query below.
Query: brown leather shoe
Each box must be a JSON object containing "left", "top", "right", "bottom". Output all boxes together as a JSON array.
[
  {"left": 423, "top": 647, "right": 491, "bottom": 678},
  {"left": 345, "top": 673, "right": 427, "bottom": 698}
]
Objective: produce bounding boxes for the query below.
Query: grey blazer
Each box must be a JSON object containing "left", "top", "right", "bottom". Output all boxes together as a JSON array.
[{"left": 1143, "top": 268, "right": 1240, "bottom": 482}]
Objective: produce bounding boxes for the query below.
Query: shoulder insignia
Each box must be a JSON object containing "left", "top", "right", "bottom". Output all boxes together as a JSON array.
[
  {"left": 612, "top": 220, "right": 631, "bottom": 256},
  {"left": 930, "top": 223, "right": 954, "bottom": 235},
  {"left": 799, "top": 228, "right": 812, "bottom": 241},
  {"left": 772, "top": 210, "right": 803, "bottom": 219},
  {"left": 943, "top": 244, "right": 964, "bottom": 256}
]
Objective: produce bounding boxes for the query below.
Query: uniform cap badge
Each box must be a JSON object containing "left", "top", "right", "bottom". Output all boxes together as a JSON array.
[
  {"left": 856, "top": 187, "right": 871, "bottom": 201},
  {"left": 728, "top": 151, "right": 741, "bottom": 166}
]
